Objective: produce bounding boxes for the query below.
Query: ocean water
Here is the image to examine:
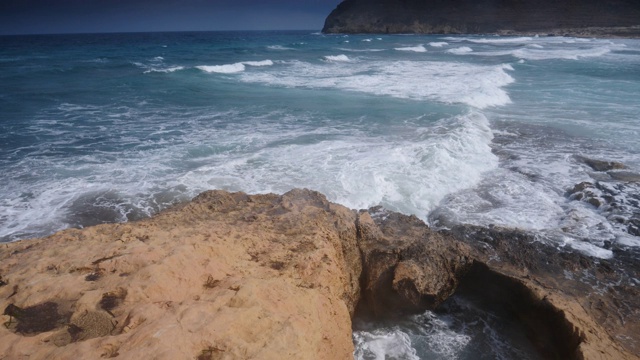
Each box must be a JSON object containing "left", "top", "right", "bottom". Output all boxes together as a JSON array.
[{"left": 1, "top": 31, "right": 639, "bottom": 357}]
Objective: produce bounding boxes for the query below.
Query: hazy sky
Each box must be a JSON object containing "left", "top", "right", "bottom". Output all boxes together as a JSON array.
[{"left": 0, "top": 0, "right": 342, "bottom": 35}]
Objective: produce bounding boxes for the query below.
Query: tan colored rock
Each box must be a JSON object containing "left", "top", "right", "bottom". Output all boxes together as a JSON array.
[
  {"left": 0, "top": 189, "right": 637, "bottom": 360},
  {"left": 355, "top": 210, "right": 472, "bottom": 315},
  {"left": 0, "top": 189, "right": 361, "bottom": 360}
]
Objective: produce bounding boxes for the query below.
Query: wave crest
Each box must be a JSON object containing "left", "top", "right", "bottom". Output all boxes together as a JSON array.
[
  {"left": 197, "top": 60, "right": 274, "bottom": 74},
  {"left": 395, "top": 45, "right": 427, "bottom": 53}
]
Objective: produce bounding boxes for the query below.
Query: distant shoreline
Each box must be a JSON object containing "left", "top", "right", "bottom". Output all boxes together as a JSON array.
[
  {"left": 322, "top": 25, "right": 640, "bottom": 39},
  {"left": 322, "top": 0, "right": 640, "bottom": 40}
]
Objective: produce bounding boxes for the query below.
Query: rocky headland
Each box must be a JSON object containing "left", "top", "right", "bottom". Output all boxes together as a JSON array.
[
  {"left": 1, "top": 189, "right": 639, "bottom": 359},
  {"left": 322, "top": 0, "right": 640, "bottom": 37}
]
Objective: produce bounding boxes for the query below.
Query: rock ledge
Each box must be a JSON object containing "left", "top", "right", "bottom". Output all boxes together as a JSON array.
[{"left": 0, "top": 189, "right": 638, "bottom": 359}]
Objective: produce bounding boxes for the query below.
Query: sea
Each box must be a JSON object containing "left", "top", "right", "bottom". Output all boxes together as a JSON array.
[{"left": 1, "top": 30, "right": 639, "bottom": 358}]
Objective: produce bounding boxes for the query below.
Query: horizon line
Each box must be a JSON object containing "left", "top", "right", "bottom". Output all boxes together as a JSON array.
[{"left": 0, "top": 28, "right": 324, "bottom": 37}]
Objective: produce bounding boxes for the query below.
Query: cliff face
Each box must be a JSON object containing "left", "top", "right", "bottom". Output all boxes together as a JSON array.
[
  {"left": 0, "top": 189, "right": 638, "bottom": 359},
  {"left": 322, "top": 0, "right": 640, "bottom": 36}
]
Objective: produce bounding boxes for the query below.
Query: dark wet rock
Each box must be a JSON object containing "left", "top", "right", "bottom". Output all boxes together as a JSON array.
[
  {"left": 628, "top": 218, "right": 640, "bottom": 237},
  {"left": 454, "top": 262, "right": 585, "bottom": 360},
  {"left": 587, "top": 197, "right": 603, "bottom": 208},
  {"left": 323, "top": 0, "right": 640, "bottom": 37},
  {"left": 356, "top": 208, "right": 640, "bottom": 358},
  {"left": 448, "top": 223, "right": 640, "bottom": 356},
  {"left": 566, "top": 181, "right": 598, "bottom": 204},
  {"left": 566, "top": 180, "right": 640, "bottom": 237},
  {"left": 509, "top": 166, "right": 540, "bottom": 182},
  {"left": 574, "top": 155, "right": 627, "bottom": 172},
  {"left": 355, "top": 210, "right": 472, "bottom": 316},
  {"left": 568, "top": 181, "right": 595, "bottom": 195},
  {"left": 607, "top": 170, "right": 640, "bottom": 182}
]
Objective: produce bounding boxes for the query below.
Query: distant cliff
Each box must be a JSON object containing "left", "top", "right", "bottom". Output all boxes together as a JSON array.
[{"left": 322, "top": 0, "right": 640, "bottom": 37}]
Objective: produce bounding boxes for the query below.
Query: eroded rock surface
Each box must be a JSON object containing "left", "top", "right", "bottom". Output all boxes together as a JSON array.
[
  {"left": 0, "top": 189, "right": 362, "bottom": 359},
  {"left": 355, "top": 208, "right": 472, "bottom": 316},
  {"left": 0, "top": 189, "right": 638, "bottom": 359}
]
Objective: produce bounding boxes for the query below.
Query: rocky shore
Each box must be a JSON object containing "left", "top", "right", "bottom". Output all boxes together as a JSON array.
[
  {"left": 322, "top": 0, "right": 640, "bottom": 38},
  {"left": 1, "top": 189, "right": 639, "bottom": 359}
]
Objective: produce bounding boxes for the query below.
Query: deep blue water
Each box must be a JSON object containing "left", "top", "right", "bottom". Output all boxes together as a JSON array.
[{"left": 1, "top": 30, "right": 640, "bottom": 358}]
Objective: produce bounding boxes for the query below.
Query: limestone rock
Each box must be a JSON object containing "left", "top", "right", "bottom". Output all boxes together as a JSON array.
[
  {"left": 0, "top": 189, "right": 638, "bottom": 359},
  {"left": 0, "top": 189, "right": 361, "bottom": 360},
  {"left": 355, "top": 209, "right": 472, "bottom": 316}
]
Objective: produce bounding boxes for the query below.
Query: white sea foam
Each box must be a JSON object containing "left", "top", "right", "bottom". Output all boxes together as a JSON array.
[
  {"left": 267, "top": 45, "right": 293, "bottom": 50},
  {"left": 618, "top": 236, "right": 640, "bottom": 248},
  {"left": 429, "top": 42, "right": 448, "bottom": 47},
  {"left": 445, "top": 36, "right": 534, "bottom": 44},
  {"left": 447, "top": 46, "right": 473, "bottom": 54},
  {"left": 197, "top": 63, "right": 246, "bottom": 74},
  {"left": 337, "top": 48, "right": 385, "bottom": 52},
  {"left": 431, "top": 167, "right": 569, "bottom": 231},
  {"left": 362, "top": 38, "right": 372, "bottom": 42},
  {"left": 323, "top": 54, "right": 351, "bottom": 62},
  {"left": 353, "top": 329, "right": 419, "bottom": 360},
  {"left": 466, "top": 40, "right": 624, "bottom": 60},
  {"left": 243, "top": 60, "right": 274, "bottom": 67},
  {"left": 179, "top": 111, "right": 498, "bottom": 217},
  {"left": 144, "top": 66, "right": 185, "bottom": 74},
  {"left": 511, "top": 47, "right": 613, "bottom": 60},
  {"left": 353, "top": 309, "right": 472, "bottom": 360},
  {"left": 197, "top": 60, "right": 273, "bottom": 74},
  {"left": 395, "top": 45, "right": 427, "bottom": 53},
  {"left": 238, "top": 60, "right": 515, "bottom": 108},
  {"left": 560, "top": 236, "right": 613, "bottom": 259},
  {"left": 431, "top": 111, "right": 640, "bottom": 258},
  {"left": 412, "top": 312, "right": 472, "bottom": 358}
]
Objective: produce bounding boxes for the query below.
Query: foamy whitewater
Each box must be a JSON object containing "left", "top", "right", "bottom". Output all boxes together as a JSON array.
[{"left": 1, "top": 31, "right": 639, "bottom": 358}]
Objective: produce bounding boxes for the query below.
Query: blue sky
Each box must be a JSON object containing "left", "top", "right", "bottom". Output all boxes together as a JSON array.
[{"left": 0, "top": 0, "right": 341, "bottom": 35}]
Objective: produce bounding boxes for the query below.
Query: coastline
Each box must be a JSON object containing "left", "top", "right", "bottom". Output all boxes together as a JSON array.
[
  {"left": 321, "top": 25, "right": 640, "bottom": 39},
  {"left": 1, "top": 189, "right": 638, "bottom": 359},
  {"left": 321, "top": 0, "right": 640, "bottom": 39}
]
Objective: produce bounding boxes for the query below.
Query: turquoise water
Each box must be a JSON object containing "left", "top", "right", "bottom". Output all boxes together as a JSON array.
[
  {"left": 2, "top": 31, "right": 639, "bottom": 252},
  {"left": 1, "top": 30, "right": 640, "bottom": 358}
]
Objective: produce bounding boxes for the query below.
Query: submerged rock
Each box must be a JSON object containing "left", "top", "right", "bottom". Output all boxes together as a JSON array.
[
  {"left": 0, "top": 189, "right": 638, "bottom": 359},
  {"left": 575, "top": 155, "right": 627, "bottom": 172},
  {"left": 566, "top": 179, "right": 640, "bottom": 238}
]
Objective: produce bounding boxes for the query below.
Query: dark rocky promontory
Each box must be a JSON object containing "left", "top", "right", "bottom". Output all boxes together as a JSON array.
[{"left": 322, "top": 0, "right": 640, "bottom": 37}]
